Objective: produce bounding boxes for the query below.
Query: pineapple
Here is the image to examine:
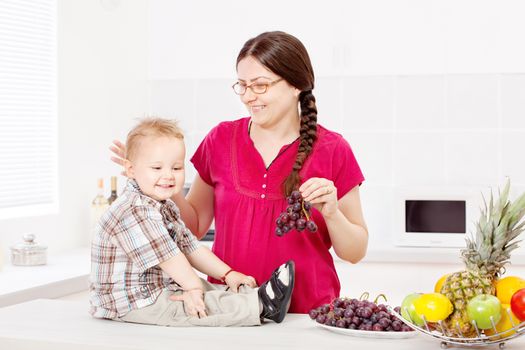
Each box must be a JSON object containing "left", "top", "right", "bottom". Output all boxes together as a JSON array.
[{"left": 440, "top": 180, "right": 525, "bottom": 337}]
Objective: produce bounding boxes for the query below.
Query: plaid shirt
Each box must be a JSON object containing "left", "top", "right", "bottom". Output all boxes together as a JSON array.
[{"left": 89, "top": 179, "right": 200, "bottom": 319}]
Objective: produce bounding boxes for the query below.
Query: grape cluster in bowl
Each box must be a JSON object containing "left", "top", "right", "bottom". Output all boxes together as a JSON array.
[
  {"left": 275, "top": 190, "right": 318, "bottom": 237},
  {"left": 309, "top": 296, "right": 414, "bottom": 332}
]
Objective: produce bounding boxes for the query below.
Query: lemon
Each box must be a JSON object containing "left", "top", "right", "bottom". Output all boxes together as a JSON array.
[
  {"left": 496, "top": 276, "right": 525, "bottom": 304},
  {"left": 434, "top": 273, "right": 450, "bottom": 293},
  {"left": 485, "top": 304, "right": 521, "bottom": 339},
  {"left": 414, "top": 293, "right": 454, "bottom": 322}
]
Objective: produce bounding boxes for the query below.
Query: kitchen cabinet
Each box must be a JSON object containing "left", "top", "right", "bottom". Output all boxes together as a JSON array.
[
  {"left": 149, "top": 0, "right": 345, "bottom": 79},
  {"left": 150, "top": 1, "right": 525, "bottom": 79}
]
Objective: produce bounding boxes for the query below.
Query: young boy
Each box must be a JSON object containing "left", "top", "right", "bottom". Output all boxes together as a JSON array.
[{"left": 89, "top": 118, "right": 294, "bottom": 326}]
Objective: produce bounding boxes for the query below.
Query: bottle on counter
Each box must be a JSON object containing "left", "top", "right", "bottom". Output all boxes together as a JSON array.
[
  {"left": 90, "top": 178, "right": 109, "bottom": 243},
  {"left": 107, "top": 176, "right": 118, "bottom": 205}
]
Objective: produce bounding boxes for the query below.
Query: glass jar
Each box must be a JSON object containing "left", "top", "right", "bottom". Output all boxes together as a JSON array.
[{"left": 10, "top": 233, "right": 47, "bottom": 266}]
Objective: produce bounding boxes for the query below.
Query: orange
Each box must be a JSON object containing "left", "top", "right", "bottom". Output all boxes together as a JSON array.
[
  {"left": 496, "top": 276, "right": 525, "bottom": 304},
  {"left": 485, "top": 304, "right": 521, "bottom": 339},
  {"left": 434, "top": 273, "right": 450, "bottom": 293}
]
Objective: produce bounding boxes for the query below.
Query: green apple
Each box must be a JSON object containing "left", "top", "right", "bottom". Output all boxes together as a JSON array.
[
  {"left": 401, "top": 293, "right": 425, "bottom": 326},
  {"left": 467, "top": 294, "right": 502, "bottom": 329}
]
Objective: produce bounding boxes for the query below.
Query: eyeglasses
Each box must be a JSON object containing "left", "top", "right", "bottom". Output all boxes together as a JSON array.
[{"left": 232, "top": 78, "right": 283, "bottom": 95}]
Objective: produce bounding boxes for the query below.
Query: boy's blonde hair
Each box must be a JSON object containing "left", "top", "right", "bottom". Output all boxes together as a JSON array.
[{"left": 126, "top": 117, "right": 184, "bottom": 161}]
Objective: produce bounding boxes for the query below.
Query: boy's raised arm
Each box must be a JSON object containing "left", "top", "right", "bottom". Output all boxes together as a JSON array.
[{"left": 186, "top": 246, "right": 257, "bottom": 292}]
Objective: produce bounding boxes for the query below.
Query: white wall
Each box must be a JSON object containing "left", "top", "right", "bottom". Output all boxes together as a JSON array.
[
  {"left": 3, "top": 0, "right": 525, "bottom": 262},
  {"left": 0, "top": 0, "right": 149, "bottom": 257},
  {"left": 148, "top": 0, "right": 525, "bottom": 255},
  {"left": 149, "top": 0, "right": 525, "bottom": 78}
]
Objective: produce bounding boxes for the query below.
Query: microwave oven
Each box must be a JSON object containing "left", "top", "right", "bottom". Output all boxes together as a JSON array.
[{"left": 394, "top": 186, "right": 481, "bottom": 248}]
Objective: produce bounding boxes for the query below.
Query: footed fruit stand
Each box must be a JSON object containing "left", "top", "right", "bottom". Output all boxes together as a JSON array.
[{"left": 389, "top": 306, "right": 525, "bottom": 349}]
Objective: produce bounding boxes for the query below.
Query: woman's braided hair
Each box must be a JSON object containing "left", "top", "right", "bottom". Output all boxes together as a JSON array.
[{"left": 236, "top": 31, "right": 318, "bottom": 196}]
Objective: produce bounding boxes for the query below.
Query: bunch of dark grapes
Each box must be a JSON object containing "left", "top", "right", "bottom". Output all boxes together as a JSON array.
[
  {"left": 308, "top": 297, "right": 414, "bottom": 332},
  {"left": 275, "top": 190, "right": 318, "bottom": 237}
]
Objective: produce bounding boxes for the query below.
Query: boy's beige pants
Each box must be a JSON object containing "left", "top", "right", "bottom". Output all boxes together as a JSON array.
[{"left": 119, "top": 279, "right": 261, "bottom": 327}]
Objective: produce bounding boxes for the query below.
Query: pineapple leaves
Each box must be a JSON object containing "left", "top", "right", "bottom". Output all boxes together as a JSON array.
[{"left": 463, "top": 179, "right": 525, "bottom": 274}]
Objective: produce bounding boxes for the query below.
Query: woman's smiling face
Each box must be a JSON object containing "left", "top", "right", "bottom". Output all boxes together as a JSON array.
[{"left": 236, "top": 56, "right": 300, "bottom": 128}]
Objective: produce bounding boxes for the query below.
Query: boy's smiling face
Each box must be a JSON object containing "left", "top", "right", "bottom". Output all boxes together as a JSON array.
[{"left": 125, "top": 135, "right": 185, "bottom": 201}]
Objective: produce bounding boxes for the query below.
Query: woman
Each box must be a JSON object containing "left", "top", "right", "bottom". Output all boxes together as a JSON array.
[{"left": 111, "top": 31, "right": 368, "bottom": 313}]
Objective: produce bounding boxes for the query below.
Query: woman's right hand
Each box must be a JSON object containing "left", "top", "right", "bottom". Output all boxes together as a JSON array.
[
  {"left": 169, "top": 289, "right": 207, "bottom": 318},
  {"left": 109, "top": 140, "right": 127, "bottom": 176}
]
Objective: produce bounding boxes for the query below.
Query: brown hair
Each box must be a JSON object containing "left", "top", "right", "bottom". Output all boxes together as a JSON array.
[
  {"left": 125, "top": 117, "right": 184, "bottom": 161},
  {"left": 237, "top": 31, "right": 318, "bottom": 196}
]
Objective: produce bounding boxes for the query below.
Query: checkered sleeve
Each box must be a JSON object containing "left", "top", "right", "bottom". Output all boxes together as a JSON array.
[
  {"left": 170, "top": 205, "right": 201, "bottom": 255},
  {"left": 175, "top": 221, "right": 201, "bottom": 255},
  {"left": 113, "top": 205, "right": 180, "bottom": 271}
]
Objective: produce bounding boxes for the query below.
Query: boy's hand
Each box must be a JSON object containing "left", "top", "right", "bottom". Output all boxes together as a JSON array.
[
  {"left": 225, "top": 271, "right": 257, "bottom": 292},
  {"left": 170, "top": 289, "right": 207, "bottom": 318}
]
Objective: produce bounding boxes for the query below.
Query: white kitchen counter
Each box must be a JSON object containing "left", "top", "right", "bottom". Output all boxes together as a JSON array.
[
  {"left": 1, "top": 246, "right": 525, "bottom": 349},
  {"left": 2, "top": 244, "right": 525, "bottom": 308},
  {"left": 0, "top": 247, "right": 90, "bottom": 307},
  {"left": 5, "top": 298, "right": 522, "bottom": 350}
]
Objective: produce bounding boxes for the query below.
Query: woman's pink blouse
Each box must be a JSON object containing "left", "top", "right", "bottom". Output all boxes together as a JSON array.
[{"left": 191, "top": 117, "right": 364, "bottom": 313}]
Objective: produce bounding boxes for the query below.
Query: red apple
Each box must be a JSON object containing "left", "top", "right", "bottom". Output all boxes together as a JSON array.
[
  {"left": 467, "top": 294, "right": 502, "bottom": 329},
  {"left": 510, "top": 288, "right": 525, "bottom": 321}
]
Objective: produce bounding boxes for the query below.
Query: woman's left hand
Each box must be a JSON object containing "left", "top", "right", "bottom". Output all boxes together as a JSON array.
[
  {"left": 299, "top": 177, "right": 338, "bottom": 219},
  {"left": 225, "top": 271, "right": 258, "bottom": 293}
]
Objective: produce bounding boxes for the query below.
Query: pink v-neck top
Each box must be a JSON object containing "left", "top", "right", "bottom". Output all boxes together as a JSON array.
[{"left": 191, "top": 117, "right": 364, "bottom": 313}]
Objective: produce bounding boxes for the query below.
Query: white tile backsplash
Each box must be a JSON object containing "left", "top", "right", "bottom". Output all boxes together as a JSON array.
[
  {"left": 195, "top": 79, "right": 247, "bottom": 133},
  {"left": 501, "top": 131, "right": 525, "bottom": 185},
  {"left": 149, "top": 80, "right": 197, "bottom": 132},
  {"left": 342, "top": 76, "right": 395, "bottom": 130},
  {"left": 150, "top": 73, "right": 525, "bottom": 248},
  {"left": 314, "top": 77, "right": 342, "bottom": 131},
  {"left": 444, "top": 132, "right": 499, "bottom": 186},
  {"left": 445, "top": 75, "right": 499, "bottom": 129},
  {"left": 342, "top": 131, "right": 393, "bottom": 186},
  {"left": 358, "top": 185, "right": 395, "bottom": 249},
  {"left": 501, "top": 74, "right": 525, "bottom": 129},
  {"left": 393, "top": 132, "right": 445, "bottom": 186},
  {"left": 184, "top": 130, "right": 211, "bottom": 183},
  {"left": 395, "top": 75, "right": 445, "bottom": 130}
]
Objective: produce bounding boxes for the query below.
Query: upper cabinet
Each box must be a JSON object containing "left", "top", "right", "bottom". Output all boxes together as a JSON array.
[
  {"left": 149, "top": 0, "right": 346, "bottom": 79},
  {"left": 149, "top": 0, "right": 525, "bottom": 79}
]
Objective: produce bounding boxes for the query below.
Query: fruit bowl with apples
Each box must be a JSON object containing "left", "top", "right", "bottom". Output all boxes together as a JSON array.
[
  {"left": 389, "top": 180, "right": 525, "bottom": 348},
  {"left": 391, "top": 290, "right": 525, "bottom": 348}
]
